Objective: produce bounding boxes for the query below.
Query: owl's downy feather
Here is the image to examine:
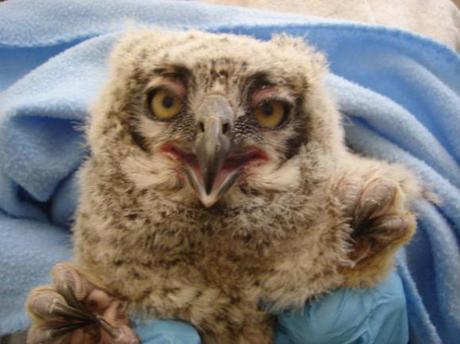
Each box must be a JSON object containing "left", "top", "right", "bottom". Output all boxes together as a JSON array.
[{"left": 58, "top": 29, "right": 419, "bottom": 343}]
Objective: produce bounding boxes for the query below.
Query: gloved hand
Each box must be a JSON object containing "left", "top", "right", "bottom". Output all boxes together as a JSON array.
[
  {"left": 136, "top": 271, "right": 408, "bottom": 344},
  {"left": 275, "top": 271, "right": 408, "bottom": 344}
]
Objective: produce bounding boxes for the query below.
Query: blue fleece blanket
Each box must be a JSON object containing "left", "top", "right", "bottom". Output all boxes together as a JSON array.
[{"left": 0, "top": 0, "right": 459, "bottom": 342}]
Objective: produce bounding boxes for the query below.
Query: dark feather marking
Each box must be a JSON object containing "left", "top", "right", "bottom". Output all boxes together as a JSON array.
[
  {"left": 284, "top": 101, "right": 309, "bottom": 159},
  {"left": 285, "top": 124, "right": 306, "bottom": 159},
  {"left": 130, "top": 129, "right": 149, "bottom": 152},
  {"left": 153, "top": 64, "right": 194, "bottom": 87}
]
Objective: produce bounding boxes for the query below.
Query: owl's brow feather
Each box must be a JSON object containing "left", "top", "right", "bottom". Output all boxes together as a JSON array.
[
  {"left": 152, "top": 64, "right": 195, "bottom": 90},
  {"left": 153, "top": 64, "right": 191, "bottom": 78}
]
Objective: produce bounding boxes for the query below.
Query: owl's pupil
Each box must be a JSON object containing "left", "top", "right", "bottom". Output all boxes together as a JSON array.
[
  {"left": 261, "top": 103, "right": 273, "bottom": 116},
  {"left": 162, "top": 96, "right": 174, "bottom": 108}
]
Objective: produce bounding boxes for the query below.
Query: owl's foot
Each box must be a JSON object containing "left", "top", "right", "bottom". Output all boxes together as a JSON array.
[
  {"left": 334, "top": 174, "right": 416, "bottom": 284},
  {"left": 26, "top": 263, "right": 139, "bottom": 344}
]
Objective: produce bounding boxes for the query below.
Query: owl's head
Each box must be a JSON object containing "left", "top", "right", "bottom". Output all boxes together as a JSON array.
[{"left": 88, "top": 29, "right": 345, "bottom": 209}]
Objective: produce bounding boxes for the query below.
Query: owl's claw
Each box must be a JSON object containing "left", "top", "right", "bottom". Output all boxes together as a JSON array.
[
  {"left": 26, "top": 263, "right": 139, "bottom": 344},
  {"left": 335, "top": 175, "right": 416, "bottom": 265},
  {"left": 52, "top": 263, "right": 95, "bottom": 302}
]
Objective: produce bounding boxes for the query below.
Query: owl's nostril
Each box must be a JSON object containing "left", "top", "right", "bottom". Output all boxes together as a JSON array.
[
  {"left": 222, "top": 123, "right": 230, "bottom": 135},
  {"left": 197, "top": 121, "right": 231, "bottom": 136}
]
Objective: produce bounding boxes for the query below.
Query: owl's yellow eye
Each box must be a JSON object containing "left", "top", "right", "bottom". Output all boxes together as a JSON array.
[
  {"left": 254, "top": 100, "right": 287, "bottom": 128},
  {"left": 150, "top": 89, "right": 183, "bottom": 120}
]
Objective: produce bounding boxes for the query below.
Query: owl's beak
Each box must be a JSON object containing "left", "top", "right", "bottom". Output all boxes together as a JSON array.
[{"left": 193, "top": 95, "right": 237, "bottom": 208}]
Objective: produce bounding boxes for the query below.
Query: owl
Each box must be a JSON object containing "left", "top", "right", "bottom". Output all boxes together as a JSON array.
[{"left": 26, "top": 29, "right": 420, "bottom": 343}]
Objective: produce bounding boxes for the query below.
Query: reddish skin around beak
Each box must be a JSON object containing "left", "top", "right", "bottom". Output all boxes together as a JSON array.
[{"left": 161, "top": 143, "right": 268, "bottom": 207}]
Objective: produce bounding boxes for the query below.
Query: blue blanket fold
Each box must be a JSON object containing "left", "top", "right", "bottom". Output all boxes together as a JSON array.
[{"left": 0, "top": 0, "right": 459, "bottom": 342}]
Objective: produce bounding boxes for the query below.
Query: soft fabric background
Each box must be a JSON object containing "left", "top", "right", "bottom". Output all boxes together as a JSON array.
[
  {"left": 0, "top": 0, "right": 459, "bottom": 343},
  {"left": 204, "top": 0, "right": 460, "bottom": 51}
]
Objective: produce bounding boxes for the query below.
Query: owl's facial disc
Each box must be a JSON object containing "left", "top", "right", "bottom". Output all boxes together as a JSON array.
[{"left": 163, "top": 94, "right": 267, "bottom": 207}]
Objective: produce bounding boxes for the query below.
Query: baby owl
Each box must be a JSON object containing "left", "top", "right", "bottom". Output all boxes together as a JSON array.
[{"left": 26, "top": 29, "right": 420, "bottom": 343}]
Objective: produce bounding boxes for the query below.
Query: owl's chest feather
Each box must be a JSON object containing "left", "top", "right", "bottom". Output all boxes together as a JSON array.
[{"left": 72, "top": 160, "right": 337, "bottom": 318}]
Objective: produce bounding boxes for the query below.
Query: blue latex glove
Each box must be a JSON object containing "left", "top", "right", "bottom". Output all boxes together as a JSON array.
[
  {"left": 136, "top": 272, "right": 408, "bottom": 344},
  {"left": 136, "top": 320, "right": 201, "bottom": 344},
  {"left": 275, "top": 271, "right": 408, "bottom": 344}
]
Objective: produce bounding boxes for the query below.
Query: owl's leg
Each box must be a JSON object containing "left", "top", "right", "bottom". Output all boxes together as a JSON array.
[
  {"left": 334, "top": 172, "right": 417, "bottom": 287},
  {"left": 26, "top": 262, "right": 139, "bottom": 344}
]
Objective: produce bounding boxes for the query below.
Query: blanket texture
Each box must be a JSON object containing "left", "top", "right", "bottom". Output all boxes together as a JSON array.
[
  {"left": 0, "top": 0, "right": 459, "bottom": 343},
  {"left": 204, "top": 0, "right": 460, "bottom": 51}
]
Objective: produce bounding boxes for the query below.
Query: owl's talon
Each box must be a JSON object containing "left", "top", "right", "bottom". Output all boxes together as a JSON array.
[
  {"left": 51, "top": 301, "right": 96, "bottom": 322},
  {"left": 27, "top": 288, "right": 68, "bottom": 322},
  {"left": 52, "top": 263, "right": 95, "bottom": 302},
  {"left": 98, "top": 316, "right": 119, "bottom": 338},
  {"left": 353, "top": 178, "right": 399, "bottom": 226},
  {"left": 26, "top": 263, "right": 140, "bottom": 344},
  {"left": 369, "top": 214, "right": 413, "bottom": 241},
  {"left": 335, "top": 174, "right": 415, "bottom": 266}
]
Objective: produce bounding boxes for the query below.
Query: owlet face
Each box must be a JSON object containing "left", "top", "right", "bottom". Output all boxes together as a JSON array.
[{"left": 88, "top": 29, "right": 343, "bottom": 209}]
